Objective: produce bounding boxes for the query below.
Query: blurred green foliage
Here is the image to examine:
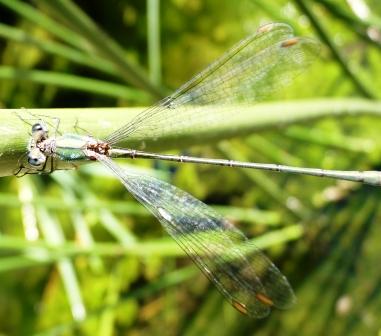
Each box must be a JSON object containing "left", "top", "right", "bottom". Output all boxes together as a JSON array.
[{"left": 0, "top": 0, "right": 381, "bottom": 335}]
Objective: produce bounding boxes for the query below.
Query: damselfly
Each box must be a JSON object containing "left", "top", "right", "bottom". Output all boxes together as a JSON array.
[{"left": 17, "top": 23, "right": 378, "bottom": 318}]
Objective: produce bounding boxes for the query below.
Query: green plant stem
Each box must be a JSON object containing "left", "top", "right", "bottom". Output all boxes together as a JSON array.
[
  {"left": 0, "top": 0, "right": 86, "bottom": 48},
  {"left": 0, "top": 225, "right": 301, "bottom": 271},
  {"left": 0, "top": 66, "right": 149, "bottom": 101},
  {"left": 37, "top": 0, "right": 165, "bottom": 98},
  {"left": 147, "top": 0, "right": 162, "bottom": 85},
  {"left": 318, "top": 0, "right": 381, "bottom": 50},
  {"left": 0, "top": 191, "right": 280, "bottom": 225},
  {"left": 35, "top": 265, "right": 198, "bottom": 336},
  {"left": 0, "top": 23, "right": 119, "bottom": 76},
  {"left": 1, "top": 98, "right": 381, "bottom": 177},
  {"left": 294, "top": 0, "right": 376, "bottom": 99}
]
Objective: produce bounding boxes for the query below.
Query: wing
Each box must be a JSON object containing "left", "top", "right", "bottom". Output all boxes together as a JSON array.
[
  {"left": 105, "top": 22, "right": 320, "bottom": 146},
  {"left": 96, "top": 153, "right": 295, "bottom": 318}
]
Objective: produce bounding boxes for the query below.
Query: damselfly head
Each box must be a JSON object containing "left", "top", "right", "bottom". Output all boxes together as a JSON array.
[{"left": 27, "top": 147, "right": 46, "bottom": 167}]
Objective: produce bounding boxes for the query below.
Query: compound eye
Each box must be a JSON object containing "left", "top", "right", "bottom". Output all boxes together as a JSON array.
[
  {"left": 32, "top": 123, "right": 44, "bottom": 133},
  {"left": 27, "top": 149, "right": 46, "bottom": 166},
  {"left": 28, "top": 157, "right": 42, "bottom": 166}
]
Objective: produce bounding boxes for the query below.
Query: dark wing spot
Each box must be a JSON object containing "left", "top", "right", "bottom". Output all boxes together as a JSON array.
[
  {"left": 256, "top": 293, "right": 274, "bottom": 306},
  {"left": 281, "top": 37, "right": 299, "bottom": 48},
  {"left": 232, "top": 300, "right": 248, "bottom": 315},
  {"left": 257, "top": 22, "right": 276, "bottom": 34}
]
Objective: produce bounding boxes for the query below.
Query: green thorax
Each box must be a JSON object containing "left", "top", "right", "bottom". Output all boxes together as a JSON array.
[{"left": 54, "top": 133, "right": 94, "bottom": 162}]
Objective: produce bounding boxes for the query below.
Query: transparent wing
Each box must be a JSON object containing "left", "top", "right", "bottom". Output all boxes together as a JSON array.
[
  {"left": 97, "top": 154, "right": 295, "bottom": 318},
  {"left": 105, "top": 22, "right": 320, "bottom": 146}
]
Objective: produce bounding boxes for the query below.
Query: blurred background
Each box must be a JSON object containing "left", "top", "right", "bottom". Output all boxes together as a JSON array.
[{"left": 0, "top": 0, "right": 381, "bottom": 335}]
